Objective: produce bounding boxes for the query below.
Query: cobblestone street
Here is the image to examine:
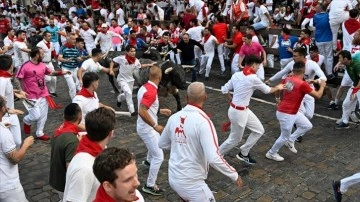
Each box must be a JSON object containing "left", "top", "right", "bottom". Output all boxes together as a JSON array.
[{"left": 16, "top": 67, "right": 360, "bottom": 202}]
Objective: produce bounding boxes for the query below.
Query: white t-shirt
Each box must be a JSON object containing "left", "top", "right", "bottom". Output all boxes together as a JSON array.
[
  {"left": 0, "top": 123, "right": 20, "bottom": 192},
  {"left": 189, "top": 0, "right": 205, "bottom": 12},
  {"left": 94, "top": 31, "right": 123, "bottom": 53},
  {"left": 100, "top": 8, "right": 108, "bottom": 22},
  {"left": 202, "top": 35, "right": 217, "bottom": 55},
  {"left": 72, "top": 92, "right": 100, "bottom": 124},
  {"left": 0, "top": 77, "right": 14, "bottom": 109},
  {"left": 36, "top": 40, "right": 54, "bottom": 62},
  {"left": 306, "top": 54, "right": 325, "bottom": 67},
  {"left": 81, "top": 58, "right": 104, "bottom": 73},
  {"left": 79, "top": 29, "right": 97, "bottom": 45},
  {"left": 137, "top": 81, "right": 159, "bottom": 133},
  {"left": 116, "top": 8, "right": 125, "bottom": 26},
  {"left": 258, "top": 5, "right": 270, "bottom": 26},
  {"left": 113, "top": 56, "right": 141, "bottom": 82},
  {"left": 3, "top": 36, "right": 14, "bottom": 56},
  {"left": 63, "top": 152, "right": 100, "bottom": 202},
  {"left": 186, "top": 26, "right": 205, "bottom": 42},
  {"left": 13, "top": 41, "right": 29, "bottom": 67},
  {"left": 329, "top": 0, "right": 352, "bottom": 21},
  {"left": 147, "top": 3, "right": 165, "bottom": 21}
]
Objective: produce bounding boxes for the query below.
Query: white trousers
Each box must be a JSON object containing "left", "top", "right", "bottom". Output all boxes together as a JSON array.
[
  {"left": 199, "top": 54, "right": 214, "bottom": 77},
  {"left": 231, "top": 53, "right": 240, "bottom": 75},
  {"left": 301, "top": 18, "right": 313, "bottom": 29},
  {"left": 2, "top": 114, "right": 21, "bottom": 148},
  {"left": 217, "top": 43, "right": 226, "bottom": 71},
  {"left": 280, "top": 58, "right": 293, "bottom": 69},
  {"left": 112, "top": 44, "right": 122, "bottom": 51},
  {"left": 137, "top": 129, "right": 164, "bottom": 187},
  {"left": 299, "top": 94, "right": 315, "bottom": 119},
  {"left": 196, "top": 7, "right": 208, "bottom": 22},
  {"left": 340, "top": 172, "right": 360, "bottom": 193},
  {"left": 316, "top": 41, "right": 333, "bottom": 75},
  {"left": 341, "top": 71, "right": 353, "bottom": 87},
  {"left": 219, "top": 107, "right": 264, "bottom": 156},
  {"left": 62, "top": 67, "right": 81, "bottom": 100},
  {"left": 256, "top": 63, "right": 265, "bottom": 81},
  {"left": 330, "top": 14, "right": 349, "bottom": 50},
  {"left": 268, "top": 111, "right": 312, "bottom": 155},
  {"left": 23, "top": 97, "right": 48, "bottom": 137},
  {"left": 169, "top": 52, "right": 181, "bottom": 65},
  {"left": 117, "top": 80, "right": 135, "bottom": 114},
  {"left": 194, "top": 46, "right": 203, "bottom": 64},
  {"left": 53, "top": 41, "right": 60, "bottom": 54},
  {"left": 45, "top": 62, "right": 57, "bottom": 94},
  {"left": 86, "top": 43, "right": 96, "bottom": 55},
  {"left": 0, "top": 183, "right": 28, "bottom": 202},
  {"left": 341, "top": 88, "right": 360, "bottom": 124},
  {"left": 169, "top": 180, "right": 215, "bottom": 202}
]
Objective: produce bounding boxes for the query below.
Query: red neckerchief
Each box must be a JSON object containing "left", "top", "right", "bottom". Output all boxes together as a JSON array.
[
  {"left": 0, "top": 70, "right": 12, "bottom": 78},
  {"left": 204, "top": 34, "right": 211, "bottom": 43},
  {"left": 125, "top": 53, "right": 136, "bottom": 64},
  {"left": 64, "top": 42, "right": 75, "bottom": 48},
  {"left": 8, "top": 36, "right": 14, "bottom": 41},
  {"left": 243, "top": 66, "right": 256, "bottom": 75},
  {"left": 301, "top": 37, "right": 310, "bottom": 45},
  {"left": 344, "top": 19, "right": 360, "bottom": 35},
  {"left": 60, "top": 19, "right": 66, "bottom": 23},
  {"left": 133, "top": 25, "right": 139, "bottom": 32},
  {"left": 44, "top": 40, "right": 51, "bottom": 49},
  {"left": 282, "top": 34, "right": 290, "bottom": 40},
  {"left": 311, "top": 54, "right": 319, "bottom": 62},
  {"left": 53, "top": 121, "right": 79, "bottom": 138},
  {"left": 75, "top": 135, "right": 103, "bottom": 157},
  {"left": 129, "top": 37, "right": 137, "bottom": 46},
  {"left": 16, "top": 38, "right": 24, "bottom": 42},
  {"left": 77, "top": 87, "right": 96, "bottom": 98},
  {"left": 100, "top": 29, "right": 107, "bottom": 34},
  {"left": 94, "top": 186, "right": 140, "bottom": 202}
]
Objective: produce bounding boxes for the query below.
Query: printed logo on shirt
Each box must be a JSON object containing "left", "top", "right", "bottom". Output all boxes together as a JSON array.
[
  {"left": 175, "top": 116, "right": 187, "bottom": 144},
  {"left": 281, "top": 39, "right": 291, "bottom": 47},
  {"left": 285, "top": 80, "right": 294, "bottom": 92}
]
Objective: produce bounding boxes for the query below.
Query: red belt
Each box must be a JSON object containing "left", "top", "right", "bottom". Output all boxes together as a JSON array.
[{"left": 230, "top": 102, "right": 248, "bottom": 110}]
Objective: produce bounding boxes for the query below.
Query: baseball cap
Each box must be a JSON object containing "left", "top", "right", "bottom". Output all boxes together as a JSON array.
[{"left": 101, "top": 23, "right": 108, "bottom": 28}]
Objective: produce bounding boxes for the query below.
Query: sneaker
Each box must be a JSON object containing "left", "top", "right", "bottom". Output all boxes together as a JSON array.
[
  {"left": 205, "top": 77, "right": 209, "bottom": 81},
  {"left": 350, "top": 111, "right": 360, "bottom": 123},
  {"left": 220, "top": 70, "right": 226, "bottom": 76},
  {"left": 285, "top": 141, "right": 297, "bottom": 153},
  {"left": 327, "top": 102, "right": 336, "bottom": 110},
  {"left": 36, "top": 134, "right": 50, "bottom": 141},
  {"left": 332, "top": 180, "right": 342, "bottom": 202},
  {"left": 236, "top": 152, "right": 256, "bottom": 164},
  {"left": 266, "top": 152, "right": 284, "bottom": 162},
  {"left": 50, "top": 93, "right": 58, "bottom": 97},
  {"left": 296, "top": 136, "right": 302, "bottom": 143},
  {"left": 131, "top": 111, "right": 137, "bottom": 116},
  {"left": 336, "top": 122, "right": 350, "bottom": 129},
  {"left": 142, "top": 160, "right": 151, "bottom": 167},
  {"left": 24, "top": 123, "right": 31, "bottom": 134},
  {"left": 110, "top": 90, "right": 115, "bottom": 94},
  {"left": 116, "top": 101, "right": 122, "bottom": 108},
  {"left": 142, "top": 184, "right": 164, "bottom": 196}
]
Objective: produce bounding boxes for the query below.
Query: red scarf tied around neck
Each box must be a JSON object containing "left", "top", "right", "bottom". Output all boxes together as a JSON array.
[
  {"left": 64, "top": 42, "right": 75, "bottom": 48},
  {"left": 0, "top": 70, "right": 12, "bottom": 78},
  {"left": 125, "top": 54, "right": 136, "bottom": 64},
  {"left": 129, "top": 37, "right": 137, "bottom": 47},
  {"left": 311, "top": 54, "right": 319, "bottom": 63},
  {"left": 53, "top": 121, "right": 79, "bottom": 138},
  {"left": 75, "top": 135, "right": 103, "bottom": 157},
  {"left": 16, "top": 38, "right": 24, "bottom": 42},
  {"left": 242, "top": 66, "right": 256, "bottom": 76},
  {"left": 344, "top": 19, "right": 360, "bottom": 35},
  {"left": 282, "top": 34, "right": 290, "bottom": 40},
  {"left": 77, "top": 88, "right": 96, "bottom": 98},
  {"left": 94, "top": 186, "right": 140, "bottom": 202},
  {"left": 204, "top": 34, "right": 211, "bottom": 43}
]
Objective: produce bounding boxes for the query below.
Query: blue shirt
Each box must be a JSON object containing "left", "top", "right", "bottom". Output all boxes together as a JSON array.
[
  {"left": 45, "top": 25, "right": 59, "bottom": 42},
  {"left": 278, "top": 35, "right": 298, "bottom": 59},
  {"left": 126, "top": 38, "right": 147, "bottom": 50},
  {"left": 76, "top": 8, "right": 86, "bottom": 17},
  {"left": 313, "top": 12, "right": 332, "bottom": 43},
  {"left": 77, "top": 48, "right": 89, "bottom": 67},
  {"left": 59, "top": 45, "right": 81, "bottom": 69}
]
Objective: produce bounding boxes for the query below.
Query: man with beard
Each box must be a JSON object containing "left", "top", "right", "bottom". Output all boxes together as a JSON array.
[
  {"left": 125, "top": 30, "right": 147, "bottom": 51},
  {"left": 15, "top": 48, "right": 70, "bottom": 141},
  {"left": 45, "top": 19, "right": 61, "bottom": 54},
  {"left": 13, "top": 30, "right": 30, "bottom": 71}
]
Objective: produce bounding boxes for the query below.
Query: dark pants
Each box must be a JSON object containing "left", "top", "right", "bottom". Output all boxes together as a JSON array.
[{"left": 182, "top": 59, "right": 197, "bottom": 82}]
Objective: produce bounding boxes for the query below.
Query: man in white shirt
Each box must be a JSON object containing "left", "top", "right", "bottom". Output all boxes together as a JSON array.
[
  {"left": 115, "top": 4, "right": 125, "bottom": 26},
  {"left": 198, "top": 28, "right": 219, "bottom": 80},
  {"left": 13, "top": 30, "right": 30, "bottom": 70},
  {"left": 94, "top": 23, "right": 123, "bottom": 53},
  {"left": 0, "top": 96, "right": 34, "bottom": 202},
  {"left": 189, "top": 0, "right": 208, "bottom": 22},
  {"left": 186, "top": 18, "right": 204, "bottom": 64},
  {"left": 37, "top": 31, "right": 58, "bottom": 97},
  {"left": 99, "top": 3, "right": 108, "bottom": 22},
  {"left": 79, "top": 22, "right": 97, "bottom": 55},
  {"left": 252, "top": 0, "right": 273, "bottom": 30},
  {"left": 3, "top": 28, "right": 15, "bottom": 59},
  {"left": 146, "top": 0, "right": 165, "bottom": 21},
  {"left": 219, "top": 55, "right": 284, "bottom": 164},
  {"left": 159, "top": 82, "right": 243, "bottom": 201},
  {"left": 63, "top": 107, "right": 115, "bottom": 202},
  {"left": 77, "top": 48, "right": 113, "bottom": 85}
]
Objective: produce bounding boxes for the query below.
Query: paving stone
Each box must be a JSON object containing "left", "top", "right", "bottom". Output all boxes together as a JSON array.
[
  {"left": 31, "top": 192, "right": 50, "bottom": 201},
  {"left": 302, "top": 191, "right": 315, "bottom": 200},
  {"left": 256, "top": 195, "right": 273, "bottom": 202}
]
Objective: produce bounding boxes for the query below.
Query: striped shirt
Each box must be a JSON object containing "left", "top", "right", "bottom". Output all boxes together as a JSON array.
[{"left": 59, "top": 45, "right": 80, "bottom": 69}]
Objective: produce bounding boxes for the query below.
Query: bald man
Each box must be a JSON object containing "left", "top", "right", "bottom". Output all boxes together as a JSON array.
[
  {"left": 137, "top": 66, "right": 171, "bottom": 196},
  {"left": 159, "top": 82, "right": 243, "bottom": 201}
]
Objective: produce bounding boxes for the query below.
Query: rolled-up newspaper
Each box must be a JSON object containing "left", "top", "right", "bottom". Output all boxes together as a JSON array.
[{"left": 115, "top": 111, "right": 132, "bottom": 117}]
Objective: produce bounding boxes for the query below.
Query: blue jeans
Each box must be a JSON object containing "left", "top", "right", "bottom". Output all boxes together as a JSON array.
[{"left": 182, "top": 59, "right": 197, "bottom": 82}]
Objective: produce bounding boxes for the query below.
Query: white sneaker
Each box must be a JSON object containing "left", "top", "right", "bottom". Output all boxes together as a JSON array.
[
  {"left": 285, "top": 141, "right": 297, "bottom": 153},
  {"left": 336, "top": 119, "right": 343, "bottom": 125},
  {"left": 266, "top": 152, "right": 284, "bottom": 162},
  {"left": 350, "top": 112, "right": 360, "bottom": 123}
]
